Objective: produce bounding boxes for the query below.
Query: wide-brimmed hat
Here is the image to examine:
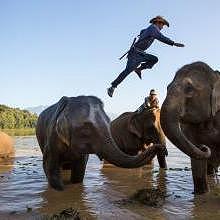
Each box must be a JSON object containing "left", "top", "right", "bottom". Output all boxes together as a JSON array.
[
  {"left": 150, "top": 89, "right": 157, "bottom": 95},
  {"left": 149, "top": 16, "right": 169, "bottom": 27}
]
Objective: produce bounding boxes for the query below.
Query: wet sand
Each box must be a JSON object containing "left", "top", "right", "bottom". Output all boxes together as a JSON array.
[{"left": 0, "top": 136, "right": 220, "bottom": 219}]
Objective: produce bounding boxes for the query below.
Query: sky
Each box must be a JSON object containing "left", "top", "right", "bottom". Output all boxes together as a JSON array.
[{"left": 1, "top": 0, "right": 220, "bottom": 114}]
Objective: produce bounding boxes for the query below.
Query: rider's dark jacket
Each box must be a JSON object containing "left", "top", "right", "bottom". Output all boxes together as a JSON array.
[{"left": 134, "top": 24, "right": 174, "bottom": 51}]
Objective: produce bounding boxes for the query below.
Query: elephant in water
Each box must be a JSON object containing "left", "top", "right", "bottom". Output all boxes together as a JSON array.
[
  {"left": 36, "top": 96, "right": 165, "bottom": 190},
  {"left": 160, "top": 61, "right": 220, "bottom": 194},
  {"left": 0, "top": 131, "right": 14, "bottom": 159},
  {"left": 110, "top": 108, "right": 167, "bottom": 168}
]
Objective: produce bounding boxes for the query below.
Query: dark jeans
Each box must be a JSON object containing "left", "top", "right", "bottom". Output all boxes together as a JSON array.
[{"left": 111, "top": 50, "right": 158, "bottom": 88}]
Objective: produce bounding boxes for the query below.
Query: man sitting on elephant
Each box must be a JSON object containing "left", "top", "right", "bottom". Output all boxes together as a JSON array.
[
  {"left": 145, "top": 89, "right": 159, "bottom": 109},
  {"left": 138, "top": 89, "right": 159, "bottom": 113}
]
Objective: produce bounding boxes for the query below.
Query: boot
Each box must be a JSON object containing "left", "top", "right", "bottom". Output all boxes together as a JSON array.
[
  {"left": 107, "top": 86, "right": 115, "bottom": 97},
  {"left": 134, "top": 67, "right": 142, "bottom": 79}
]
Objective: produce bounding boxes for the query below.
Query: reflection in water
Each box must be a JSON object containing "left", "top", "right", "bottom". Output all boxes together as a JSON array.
[
  {"left": 0, "top": 157, "right": 15, "bottom": 174},
  {"left": 0, "top": 136, "right": 220, "bottom": 219},
  {"left": 40, "top": 181, "right": 96, "bottom": 220}
]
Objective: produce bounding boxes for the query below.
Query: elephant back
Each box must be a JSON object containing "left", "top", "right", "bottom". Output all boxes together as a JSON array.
[{"left": 111, "top": 112, "right": 133, "bottom": 132}]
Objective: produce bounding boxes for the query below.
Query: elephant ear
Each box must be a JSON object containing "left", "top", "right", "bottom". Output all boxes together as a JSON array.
[
  {"left": 47, "top": 96, "right": 69, "bottom": 144},
  {"left": 211, "top": 76, "right": 220, "bottom": 117},
  {"left": 54, "top": 96, "right": 69, "bottom": 120},
  {"left": 127, "top": 113, "right": 142, "bottom": 138}
]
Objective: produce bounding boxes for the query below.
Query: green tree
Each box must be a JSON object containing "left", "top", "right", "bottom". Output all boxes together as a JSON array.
[{"left": 0, "top": 104, "right": 38, "bottom": 129}]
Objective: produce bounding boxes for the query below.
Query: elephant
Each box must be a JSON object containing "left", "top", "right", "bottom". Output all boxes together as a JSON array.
[
  {"left": 160, "top": 61, "right": 220, "bottom": 194},
  {"left": 0, "top": 131, "right": 14, "bottom": 159},
  {"left": 109, "top": 108, "right": 167, "bottom": 168},
  {"left": 36, "top": 95, "right": 165, "bottom": 191}
]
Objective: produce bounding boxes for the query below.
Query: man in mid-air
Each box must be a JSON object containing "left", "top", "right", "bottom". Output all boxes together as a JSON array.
[{"left": 107, "top": 16, "right": 185, "bottom": 97}]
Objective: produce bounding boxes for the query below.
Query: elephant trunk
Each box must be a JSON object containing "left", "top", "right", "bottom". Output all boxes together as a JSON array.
[
  {"left": 160, "top": 98, "right": 211, "bottom": 160},
  {"left": 100, "top": 126, "right": 160, "bottom": 168}
]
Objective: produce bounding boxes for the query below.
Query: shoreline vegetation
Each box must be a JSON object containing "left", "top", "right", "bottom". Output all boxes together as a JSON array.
[
  {"left": 0, "top": 104, "right": 37, "bottom": 130},
  {"left": 0, "top": 104, "right": 37, "bottom": 136},
  {"left": 1, "top": 128, "right": 36, "bottom": 136}
]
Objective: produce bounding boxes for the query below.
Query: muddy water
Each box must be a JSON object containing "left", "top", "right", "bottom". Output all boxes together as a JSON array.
[{"left": 0, "top": 136, "right": 220, "bottom": 219}]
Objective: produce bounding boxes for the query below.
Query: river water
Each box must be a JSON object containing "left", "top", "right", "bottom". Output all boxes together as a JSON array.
[{"left": 0, "top": 136, "right": 220, "bottom": 219}]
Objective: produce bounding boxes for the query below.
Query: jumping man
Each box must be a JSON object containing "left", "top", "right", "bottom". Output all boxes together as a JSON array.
[{"left": 107, "top": 16, "right": 185, "bottom": 97}]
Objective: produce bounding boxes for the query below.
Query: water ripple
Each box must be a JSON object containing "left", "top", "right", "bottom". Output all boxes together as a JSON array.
[{"left": 0, "top": 137, "right": 219, "bottom": 220}]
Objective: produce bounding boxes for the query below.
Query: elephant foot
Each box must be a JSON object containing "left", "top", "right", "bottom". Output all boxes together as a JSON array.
[
  {"left": 70, "top": 174, "right": 84, "bottom": 184},
  {"left": 70, "top": 165, "right": 86, "bottom": 184},
  {"left": 157, "top": 149, "right": 168, "bottom": 169},
  {"left": 70, "top": 155, "right": 88, "bottom": 184},
  {"left": 48, "top": 174, "right": 64, "bottom": 191},
  {"left": 207, "top": 164, "right": 218, "bottom": 175},
  {"left": 191, "top": 158, "right": 209, "bottom": 194},
  {"left": 159, "top": 163, "right": 167, "bottom": 169},
  {"left": 193, "top": 177, "right": 209, "bottom": 194}
]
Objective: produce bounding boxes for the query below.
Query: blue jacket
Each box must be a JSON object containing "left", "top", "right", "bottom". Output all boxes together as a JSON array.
[{"left": 134, "top": 24, "right": 174, "bottom": 51}]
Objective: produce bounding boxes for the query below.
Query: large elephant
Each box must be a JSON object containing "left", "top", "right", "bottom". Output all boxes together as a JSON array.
[
  {"left": 110, "top": 108, "right": 167, "bottom": 168},
  {"left": 160, "top": 61, "right": 220, "bottom": 194},
  {"left": 36, "top": 95, "right": 165, "bottom": 190},
  {"left": 0, "top": 131, "right": 14, "bottom": 159}
]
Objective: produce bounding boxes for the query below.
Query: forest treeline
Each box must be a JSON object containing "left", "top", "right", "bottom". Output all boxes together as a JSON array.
[{"left": 0, "top": 104, "right": 38, "bottom": 129}]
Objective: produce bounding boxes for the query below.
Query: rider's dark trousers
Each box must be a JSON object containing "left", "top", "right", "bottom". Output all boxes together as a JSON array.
[{"left": 111, "top": 50, "right": 158, "bottom": 88}]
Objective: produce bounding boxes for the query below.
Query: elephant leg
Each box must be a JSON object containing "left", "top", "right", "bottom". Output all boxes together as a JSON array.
[
  {"left": 207, "top": 163, "right": 217, "bottom": 175},
  {"left": 191, "top": 158, "right": 209, "bottom": 194},
  {"left": 71, "top": 154, "right": 89, "bottom": 184},
  {"left": 45, "top": 151, "right": 64, "bottom": 191},
  {"left": 156, "top": 150, "right": 167, "bottom": 169}
]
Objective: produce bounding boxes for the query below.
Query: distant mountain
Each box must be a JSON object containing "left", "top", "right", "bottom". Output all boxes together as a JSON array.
[
  {"left": 25, "top": 105, "right": 48, "bottom": 115},
  {"left": 26, "top": 105, "right": 118, "bottom": 120}
]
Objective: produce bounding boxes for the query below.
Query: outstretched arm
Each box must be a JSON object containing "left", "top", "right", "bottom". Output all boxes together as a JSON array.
[
  {"left": 154, "top": 31, "right": 175, "bottom": 46},
  {"left": 153, "top": 27, "right": 184, "bottom": 47}
]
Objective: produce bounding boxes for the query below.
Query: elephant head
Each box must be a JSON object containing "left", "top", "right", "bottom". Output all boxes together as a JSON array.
[
  {"left": 160, "top": 62, "right": 220, "bottom": 159},
  {"left": 128, "top": 108, "right": 166, "bottom": 146},
  {"left": 52, "top": 96, "right": 161, "bottom": 168}
]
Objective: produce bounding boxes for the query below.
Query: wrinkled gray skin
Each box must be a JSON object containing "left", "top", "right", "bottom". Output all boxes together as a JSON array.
[
  {"left": 161, "top": 62, "right": 220, "bottom": 194},
  {"left": 110, "top": 108, "right": 167, "bottom": 168},
  {"left": 36, "top": 96, "right": 164, "bottom": 190}
]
